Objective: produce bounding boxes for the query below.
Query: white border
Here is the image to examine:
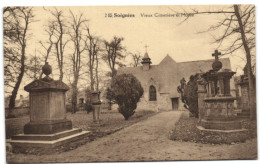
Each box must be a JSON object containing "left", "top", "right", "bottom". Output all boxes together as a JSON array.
[{"left": 0, "top": 1, "right": 259, "bottom": 164}]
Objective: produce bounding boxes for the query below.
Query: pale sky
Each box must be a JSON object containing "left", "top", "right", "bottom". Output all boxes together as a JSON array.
[
  {"left": 29, "top": 6, "right": 245, "bottom": 64},
  {"left": 7, "top": 5, "right": 248, "bottom": 97}
]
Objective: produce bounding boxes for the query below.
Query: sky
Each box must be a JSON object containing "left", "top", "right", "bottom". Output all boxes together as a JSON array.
[
  {"left": 6, "top": 5, "right": 249, "bottom": 97},
  {"left": 30, "top": 6, "right": 246, "bottom": 64}
]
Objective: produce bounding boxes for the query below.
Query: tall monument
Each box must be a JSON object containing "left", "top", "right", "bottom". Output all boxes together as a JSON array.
[
  {"left": 197, "top": 50, "right": 248, "bottom": 144},
  {"left": 8, "top": 62, "right": 90, "bottom": 154}
]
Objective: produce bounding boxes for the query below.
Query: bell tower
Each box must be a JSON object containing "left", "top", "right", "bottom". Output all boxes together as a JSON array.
[
  {"left": 142, "top": 52, "right": 151, "bottom": 71},
  {"left": 142, "top": 45, "right": 152, "bottom": 71}
]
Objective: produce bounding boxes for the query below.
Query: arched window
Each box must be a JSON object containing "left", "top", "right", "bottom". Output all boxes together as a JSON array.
[{"left": 149, "top": 85, "right": 157, "bottom": 101}]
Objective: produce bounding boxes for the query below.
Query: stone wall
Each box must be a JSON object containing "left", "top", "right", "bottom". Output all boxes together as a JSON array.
[
  {"left": 5, "top": 107, "right": 30, "bottom": 118},
  {"left": 135, "top": 93, "right": 174, "bottom": 111}
]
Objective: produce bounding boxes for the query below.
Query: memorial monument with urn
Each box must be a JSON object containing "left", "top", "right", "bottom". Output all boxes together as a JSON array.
[
  {"left": 8, "top": 62, "right": 90, "bottom": 154},
  {"left": 197, "top": 50, "right": 248, "bottom": 144}
]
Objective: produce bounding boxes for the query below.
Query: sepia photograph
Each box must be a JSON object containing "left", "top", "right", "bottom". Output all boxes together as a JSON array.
[{"left": 2, "top": 3, "right": 257, "bottom": 163}]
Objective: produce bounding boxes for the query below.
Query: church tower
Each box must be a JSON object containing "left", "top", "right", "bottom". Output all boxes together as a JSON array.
[{"left": 141, "top": 52, "right": 152, "bottom": 71}]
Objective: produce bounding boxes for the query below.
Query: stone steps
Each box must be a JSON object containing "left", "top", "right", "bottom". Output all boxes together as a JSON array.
[
  {"left": 11, "top": 128, "right": 82, "bottom": 141},
  {"left": 7, "top": 129, "right": 91, "bottom": 154}
]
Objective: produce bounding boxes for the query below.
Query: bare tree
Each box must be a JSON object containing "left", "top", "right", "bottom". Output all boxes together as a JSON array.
[
  {"left": 94, "top": 47, "right": 101, "bottom": 91},
  {"left": 103, "top": 36, "right": 126, "bottom": 78},
  {"left": 4, "top": 7, "right": 24, "bottom": 92},
  {"left": 85, "top": 27, "right": 101, "bottom": 91},
  {"left": 233, "top": 5, "right": 256, "bottom": 120},
  {"left": 69, "top": 11, "right": 88, "bottom": 113},
  {"left": 38, "top": 21, "right": 55, "bottom": 79},
  {"left": 4, "top": 7, "right": 35, "bottom": 114},
  {"left": 176, "top": 5, "right": 255, "bottom": 119},
  {"left": 130, "top": 52, "right": 142, "bottom": 67},
  {"left": 25, "top": 49, "right": 42, "bottom": 80},
  {"left": 47, "top": 8, "right": 69, "bottom": 81}
]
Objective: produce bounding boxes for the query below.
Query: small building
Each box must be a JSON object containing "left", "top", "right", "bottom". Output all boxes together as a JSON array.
[{"left": 118, "top": 52, "right": 233, "bottom": 111}]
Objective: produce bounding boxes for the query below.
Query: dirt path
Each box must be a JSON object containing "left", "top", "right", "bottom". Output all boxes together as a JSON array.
[{"left": 6, "top": 111, "right": 257, "bottom": 163}]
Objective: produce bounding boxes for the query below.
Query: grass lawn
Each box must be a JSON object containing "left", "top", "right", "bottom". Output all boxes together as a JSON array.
[
  {"left": 67, "top": 110, "right": 157, "bottom": 139},
  {"left": 170, "top": 114, "right": 257, "bottom": 144},
  {"left": 5, "top": 110, "right": 157, "bottom": 140}
]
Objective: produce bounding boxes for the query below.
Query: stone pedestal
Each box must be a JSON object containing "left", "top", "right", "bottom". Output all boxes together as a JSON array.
[
  {"left": 236, "top": 78, "right": 250, "bottom": 118},
  {"left": 23, "top": 82, "right": 72, "bottom": 134},
  {"left": 92, "top": 105, "right": 101, "bottom": 121},
  {"left": 7, "top": 62, "right": 90, "bottom": 154},
  {"left": 91, "top": 91, "right": 101, "bottom": 122},
  {"left": 201, "top": 96, "right": 241, "bottom": 130}
]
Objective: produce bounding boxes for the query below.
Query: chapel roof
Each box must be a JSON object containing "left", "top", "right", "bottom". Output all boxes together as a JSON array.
[
  {"left": 118, "top": 55, "right": 231, "bottom": 97},
  {"left": 159, "top": 54, "right": 176, "bottom": 65}
]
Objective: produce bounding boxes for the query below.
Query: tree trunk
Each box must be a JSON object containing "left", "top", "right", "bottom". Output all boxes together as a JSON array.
[
  {"left": 111, "top": 69, "right": 116, "bottom": 78},
  {"left": 71, "top": 75, "right": 79, "bottom": 114},
  {"left": 95, "top": 54, "right": 99, "bottom": 91},
  {"left": 90, "top": 67, "right": 94, "bottom": 91},
  {"left": 8, "top": 45, "right": 26, "bottom": 117},
  {"left": 59, "top": 67, "right": 63, "bottom": 81},
  {"left": 234, "top": 5, "right": 256, "bottom": 120}
]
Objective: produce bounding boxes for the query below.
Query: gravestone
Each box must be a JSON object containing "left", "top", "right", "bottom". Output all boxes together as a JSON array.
[
  {"left": 197, "top": 50, "right": 248, "bottom": 144},
  {"left": 235, "top": 64, "right": 256, "bottom": 118},
  {"left": 7, "top": 62, "right": 90, "bottom": 154}
]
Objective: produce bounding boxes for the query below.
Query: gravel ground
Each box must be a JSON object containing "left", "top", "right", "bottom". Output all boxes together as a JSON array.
[{"left": 6, "top": 111, "right": 257, "bottom": 163}]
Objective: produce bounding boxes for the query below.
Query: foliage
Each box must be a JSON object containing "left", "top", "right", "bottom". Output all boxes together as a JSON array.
[
  {"left": 103, "top": 36, "right": 126, "bottom": 77},
  {"left": 177, "top": 74, "right": 200, "bottom": 118},
  {"left": 109, "top": 74, "right": 144, "bottom": 120}
]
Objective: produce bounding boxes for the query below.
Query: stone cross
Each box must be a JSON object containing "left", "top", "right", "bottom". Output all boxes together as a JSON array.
[
  {"left": 144, "top": 44, "right": 149, "bottom": 53},
  {"left": 212, "top": 50, "right": 221, "bottom": 62}
]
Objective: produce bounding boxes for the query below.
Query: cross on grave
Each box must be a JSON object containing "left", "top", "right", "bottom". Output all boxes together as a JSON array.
[
  {"left": 144, "top": 44, "right": 149, "bottom": 53},
  {"left": 211, "top": 50, "right": 223, "bottom": 71},
  {"left": 212, "top": 50, "right": 221, "bottom": 62}
]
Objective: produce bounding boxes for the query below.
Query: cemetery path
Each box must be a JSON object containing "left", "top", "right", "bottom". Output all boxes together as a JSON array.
[{"left": 6, "top": 111, "right": 257, "bottom": 163}]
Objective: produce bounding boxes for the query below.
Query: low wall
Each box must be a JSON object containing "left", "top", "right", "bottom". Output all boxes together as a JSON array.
[{"left": 5, "top": 107, "right": 30, "bottom": 118}]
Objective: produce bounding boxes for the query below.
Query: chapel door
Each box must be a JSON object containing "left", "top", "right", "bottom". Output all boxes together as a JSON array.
[{"left": 171, "top": 98, "right": 179, "bottom": 110}]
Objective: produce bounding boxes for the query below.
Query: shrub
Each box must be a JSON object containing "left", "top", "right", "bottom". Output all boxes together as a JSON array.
[
  {"left": 109, "top": 73, "right": 144, "bottom": 120},
  {"left": 177, "top": 74, "right": 200, "bottom": 118}
]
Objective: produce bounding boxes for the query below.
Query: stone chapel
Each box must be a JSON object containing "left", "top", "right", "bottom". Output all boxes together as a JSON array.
[{"left": 118, "top": 51, "right": 234, "bottom": 111}]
